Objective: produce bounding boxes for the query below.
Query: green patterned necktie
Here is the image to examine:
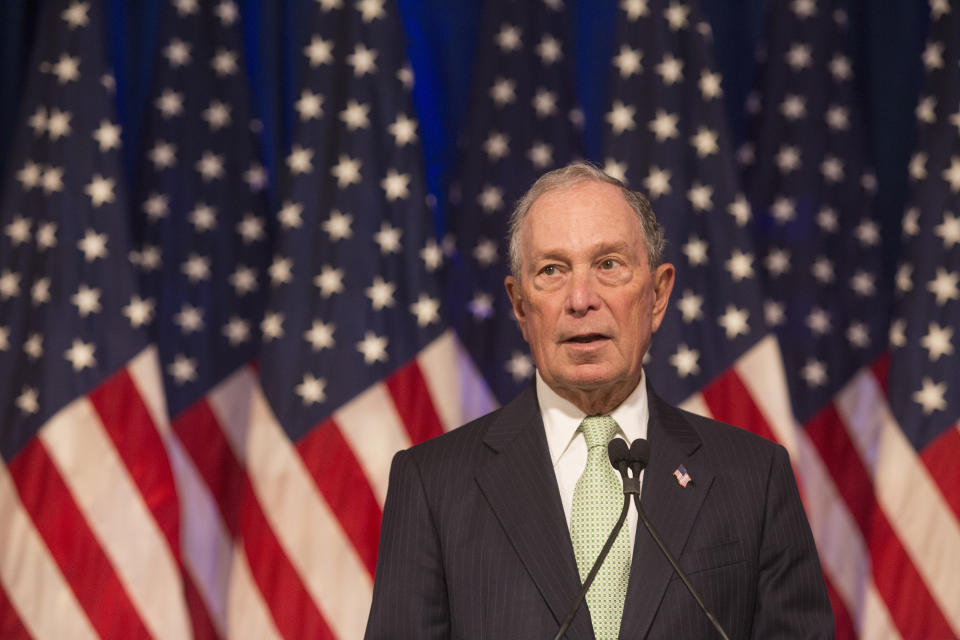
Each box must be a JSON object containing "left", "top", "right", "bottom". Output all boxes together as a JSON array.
[{"left": 570, "top": 415, "right": 630, "bottom": 640}]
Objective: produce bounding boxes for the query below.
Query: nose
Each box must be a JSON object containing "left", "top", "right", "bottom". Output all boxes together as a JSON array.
[{"left": 565, "top": 269, "right": 601, "bottom": 317}]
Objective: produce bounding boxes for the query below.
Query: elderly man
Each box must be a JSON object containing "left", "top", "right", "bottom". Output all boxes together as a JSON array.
[{"left": 365, "top": 163, "right": 833, "bottom": 639}]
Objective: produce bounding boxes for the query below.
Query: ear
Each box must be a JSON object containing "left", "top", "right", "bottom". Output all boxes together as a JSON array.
[
  {"left": 650, "top": 263, "right": 675, "bottom": 333},
  {"left": 504, "top": 275, "right": 529, "bottom": 340}
]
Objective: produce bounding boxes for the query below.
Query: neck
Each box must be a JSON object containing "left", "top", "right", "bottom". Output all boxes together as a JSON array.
[{"left": 554, "top": 378, "right": 641, "bottom": 416}]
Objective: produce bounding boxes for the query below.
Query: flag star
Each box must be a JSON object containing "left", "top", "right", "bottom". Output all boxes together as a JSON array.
[
  {"left": 828, "top": 54, "right": 852, "bottom": 82},
  {"left": 182, "top": 254, "right": 212, "bottom": 282},
  {"left": 469, "top": 291, "right": 494, "bottom": 319},
  {"left": 725, "top": 250, "right": 754, "bottom": 281},
  {"left": 846, "top": 322, "right": 870, "bottom": 348},
  {"left": 202, "top": 101, "right": 232, "bottom": 130},
  {"left": 726, "top": 194, "right": 751, "bottom": 226},
  {"left": 930, "top": 0, "right": 950, "bottom": 18},
  {"left": 41, "top": 166, "right": 64, "bottom": 193},
  {"left": 621, "top": 0, "right": 650, "bottom": 20},
  {"left": 164, "top": 38, "right": 191, "bottom": 67},
  {"left": 134, "top": 245, "right": 162, "bottom": 271},
  {"left": 505, "top": 351, "right": 535, "bottom": 381},
  {"left": 15, "top": 386, "right": 39, "bottom": 415},
  {"left": 942, "top": 157, "right": 960, "bottom": 192},
  {"left": 77, "top": 229, "right": 108, "bottom": 261},
  {"left": 31, "top": 277, "right": 51, "bottom": 305},
  {"left": 913, "top": 377, "right": 947, "bottom": 414},
  {"left": 934, "top": 212, "right": 960, "bottom": 248},
  {"left": 269, "top": 256, "right": 293, "bottom": 285},
  {"left": 765, "top": 248, "right": 791, "bottom": 277},
  {"left": 149, "top": 141, "right": 177, "bottom": 169},
  {"left": 768, "top": 196, "right": 795, "bottom": 224},
  {"left": 0, "top": 326, "right": 7, "bottom": 351},
  {"left": 278, "top": 200, "right": 303, "bottom": 229},
  {"left": 397, "top": 64, "right": 414, "bottom": 89},
  {"left": 473, "top": 238, "right": 499, "bottom": 267},
  {"left": 928, "top": 268, "right": 959, "bottom": 305},
  {"left": 381, "top": 169, "right": 411, "bottom": 201},
  {"left": 786, "top": 43, "right": 813, "bottom": 70},
  {"left": 811, "top": 256, "right": 835, "bottom": 284},
  {"left": 156, "top": 89, "right": 185, "bottom": 118},
  {"left": 123, "top": 296, "right": 154, "bottom": 327},
  {"left": 45, "top": 108, "right": 72, "bottom": 139},
  {"left": 655, "top": 54, "right": 684, "bottom": 85},
  {"left": 64, "top": 338, "right": 96, "bottom": 371},
  {"left": 736, "top": 142, "right": 755, "bottom": 165},
  {"left": 357, "top": 332, "right": 389, "bottom": 364},
  {"left": 347, "top": 43, "right": 377, "bottom": 76},
  {"left": 570, "top": 107, "right": 585, "bottom": 129},
  {"left": 5, "top": 216, "right": 31, "bottom": 246},
  {"left": 682, "top": 236, "right": 708, "bottom": 266},
  {"left": 211, "top": 49, "right": 238, "bottom": 76},
  {"left": 698, "top": 70, "right": 722, "bottom": 100},
  {"left": 602, "top": 159, "right": 627, "bottom": 184},
  {"left": 24, "top": 333, "right": 43, "bottom": 359},
  {"left": 189, "top": 203, "right": 217, "bottom": 232},
  {"left": 174, "top": 304, "right": 204, "bottom": 333},
  {"left": 613, "top": 45, "right": 642, "bottom": 77},
  {"left": 775, "top": 145, "right": 801, "bottom": 173},
  {"left": 339, "top": 100, "right": 370, "bottom": 130},
  {"left": 915, "top": 95, "right": 936, "bottom": 123},
  {"left": 331, "top": 155, "right": 362, "bottom": 187},
  {"left": 16, "top": 161, "right": 42, "bottom": 189},
  {"left": 483, "top": 131, "right": 510, "bottom": 161},
  {"left": 535, "top": 35, "right": 562, "bottom": 64},
  {"left": 62, "top": 2, "right": 90, "bottom": 28},
  {"left": 648, "top": 109, "right": 679, "bottom": 141},
  {"left": 223, "top": 317, "right": 251, "bottom": 345},
  {"left": 101, "top": 73, "right": 115, "bottom": 93},
  {"left": 196, "top": 151, "right": 225, "bottom": 181},
  {"left": 314, "top": 265, "right": 345, "bottom": 297},
  {"left": 286, "top": 145, "right": 314, "bottom": 175},
  {"left": 388, "top": 113, "right": 418, "bottom": 145},
  {"left": 357, "top": 0, "right": 386, "bottom": 21},
  {"left": 237, "top": 214, "right": 266, "bottom": 243},
  {"left": 244, "top": 164, "right": 268, "bottom": 191},
  {"left": 0, "top": 270, "right": 20, "bottom": 300},
  {"left": 71, "top": 285, "right": 101, "bottom": 317},
  {"left": 717, "top": 306, "right": 750, "bottom": 339},
  {"left": 84, "top": 174, "right": 115, "bottom": 207},
  {"left": 28, "top": 107, "right": 47, "bottom": 135},
  {"left": 670, "top": 344, "right": 700, "bottom": 377},
  {"left": 643, "top": 166, "right": 672, "bottom": 198},
  {"left": 825, "top": 104, "right": 849, "bottom": 131},
  {"left": 173, "top": 0, "right": 199, "bottom": 15},
  {"left": 49, "top": 55, "right": 81, "bottom": 83},
  {"left": 496, "top": 24, "right": 522, "bottom": 52},
  {"left": 478, "top": 185, "right": 505, "bottom": 212},
  {"left": 851, "top": 220, "right": 879, "bottom": 248},
  {"left": 304, "top": 320, "right": 335, "bottom": 350},
  {"left": 532, "top": 88, "right": 558, "bottom": 117},
  {"left": 261, "top": 312, "right": 284, "bottom": 340},
  {"left": 806, "top": 307, "right": 831, "bottom": 335},
  {"left": 791, "top": 0, "right": 816, "bottom": 18},
  {"left": 820, "top": 156, "right": 844, "bottom": 182},
  {"left": 922, "top": 41, "right": 944, "bottom": 70},
  {"left": 764, "top": 299, "right": 785, "bottom": 327},
  {"left": 815, "top": 206, "right": 838, "bottom": 232},
  {"left": 296, "top": 374, "right": 327, "bottom": 405},
  {"left": 229, "top": 266, "right": 258, "bottom": 295},
  {"left": 318, "top": 0, "right": 344, "bottom": 10},
  {"left": 921, "top": 323, "right": 954, "bottom": 361},
  {"left": 215, "top": 0, "right": 239, "bottom": 24},
  {"left": 410, "top": 293, "right": 441, "bottom": 327},
  {"left": 304, "top": 36, "right": 334, "bottom": 66},
  {"left": 908, "top": 152, "right": 928, "bottom": 181},
  {"left": 323, "top": 210, "right": 353, "bottom": 241},
  {"left": 374, "top": 222, "right": 402, "bottom": 254},
  {"left": 527, "top": 141, "right": 553, "bottom": 168},
  {"left": 800, "top": 359, "right": 828, "bottom": 388},
  {"left": 896, "top": 262, "right": 913, "bottom": 293},
  {"left": 687, "top": 183, "right": 713, "bottom": 211},
  {"left": 902, "top": 207, "right": 920, "bottom": 236},
  {"left": 295, "top": 89, "right": 324, "bottom": 121},
  {"left": 689, "top": 126, "right": 719, "bottom": 157},
  {"left": 861, "top": 172, "right": 878, "bottom": 194},
  {"left": 663, "top": 2, "right": 690, "bottom": 30},
  {"left": 490, "top": 77, "right": 517, "bottom": 106},
  {"left": 676, "top": 290, "right": 703, "bottom": 322},
  {"left": 168, "top": 355, "right": 198, "bottom": 385}
]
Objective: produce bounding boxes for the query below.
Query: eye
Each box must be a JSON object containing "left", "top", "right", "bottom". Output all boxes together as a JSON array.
[
  {"left": 600, "top": 258, "right": 619, "bottom": 270},
  {"left": 540, "top": 265, "right": 558, "bottom": 276}
]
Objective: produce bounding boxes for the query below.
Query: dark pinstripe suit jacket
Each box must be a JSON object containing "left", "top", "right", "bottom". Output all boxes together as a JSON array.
[{"left": 365, "top": 381, "right": 833, "bottom": 639}]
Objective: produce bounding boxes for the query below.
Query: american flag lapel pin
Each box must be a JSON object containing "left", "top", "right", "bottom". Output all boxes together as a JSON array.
[{"left": 673, "top": 464, "right": 692, "bottom": 488}]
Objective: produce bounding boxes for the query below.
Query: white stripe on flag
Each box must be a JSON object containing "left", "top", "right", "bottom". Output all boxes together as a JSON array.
[
  {"left": 335, "top": 382, "right": 412, "bottom": 507},
  {"left": 836, "top": 370, "right": 960, "bottom": 635},
  {"left": 734, "top": 335, "right": 799, "bottom": 456},
  {"left": 0, "top": 459, "right": 98, "bottom": 640},
  {"left": 129, "top": 347, "right": 171, "bottom": 436},
  {"left": 417, "top": 330, "right": 498, "bottom": 430},
  {"left": 208, "top": 368, "right": 373, "bottom": 640},
  {"left": 226, "top": 542, "right": 283, "bottom": 640},
  {"left": 678, "top": 391, "right": 711, "bottom": 419}
]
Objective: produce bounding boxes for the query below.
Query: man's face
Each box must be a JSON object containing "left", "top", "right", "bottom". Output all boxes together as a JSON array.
[{"left": 505, "top": 180, "right": 674, "bottom": 412}]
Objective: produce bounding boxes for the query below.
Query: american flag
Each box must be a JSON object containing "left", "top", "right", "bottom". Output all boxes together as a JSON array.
[
  {"left": 0, "top": 1, "right": 191, "bottom": 637},
  {"left": 445, "top": 0, "right": 583, "bottom": 405},
  {"left": 741, "top": 0, "right": 960, "bottom": 637}
]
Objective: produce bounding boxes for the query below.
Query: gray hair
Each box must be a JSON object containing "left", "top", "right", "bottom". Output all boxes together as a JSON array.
[{"left": 506, "top": 161, "right": 665, "bottom": 280}]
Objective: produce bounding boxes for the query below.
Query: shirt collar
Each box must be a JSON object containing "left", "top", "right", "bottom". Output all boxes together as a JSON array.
[{"left": 537, "top": 369, "right": 649, "bottom": 467}]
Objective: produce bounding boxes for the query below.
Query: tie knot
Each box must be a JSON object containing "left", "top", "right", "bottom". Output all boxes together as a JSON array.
[{"left": 580, "top": 415, "right": 618, "bottom": 449}]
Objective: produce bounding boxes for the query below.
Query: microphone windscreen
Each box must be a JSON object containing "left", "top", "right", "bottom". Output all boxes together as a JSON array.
[
  {"left": 607, "top": 438, "right": 630, "bottom": 468},
  {"left": 629, "top": 438, "right": 651, "bottom": 468}
]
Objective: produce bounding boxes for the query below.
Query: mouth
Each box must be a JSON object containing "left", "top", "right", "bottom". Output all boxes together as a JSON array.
[{"left": 564, "top": 333, "right": 609, "bottom": 344}]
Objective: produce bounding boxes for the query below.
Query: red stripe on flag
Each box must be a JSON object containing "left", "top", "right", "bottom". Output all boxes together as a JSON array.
[
  {"left": 297, "top": 419, "right": 381, "bottom": 575},
  {"left": 805, "top": 405, "right": 954, "bottom": 639},
  {"left": 88, "top": 368, "right": 180, "bottom": 557},
  {"left": 385, "top": 360, "right": 445, "bottom": 445},
  {"left": 183, "top": 565, "right": 222, "bottom": 640},
  {"left": 8, "top": 439, "right": 152, "bottom": 639},
  {"left": 823, "top": 574, "right": 856, "bottom": 640},
  {"left": 173, "top": 399, "right": 245, "bottom": 536},
  {"left": 699, "top": 368, "right": 778, "bottom": 442},
  {"left": 239, "top": 477, "right": 334, "bottom": 640},
  {"left": 0, "top": 584, "right": 32, "bottom": 640},
  {"left": 869, "top": 351, "right": 890, "bottom": 392},
  {"left": 920, "top": 424, "right": 960, "bottom": 521}
]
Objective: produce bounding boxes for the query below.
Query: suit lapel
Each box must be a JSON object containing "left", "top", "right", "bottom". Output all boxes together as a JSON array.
[
  {"left": 620, "top": 389, "right": 715, "bottom": 638},
  {"left": 475, "top": 385, "right": 594, "bottom": 639}
]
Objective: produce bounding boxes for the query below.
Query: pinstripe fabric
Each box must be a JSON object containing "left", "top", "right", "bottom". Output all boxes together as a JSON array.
[{"left": 366, "top": 380, "right": 833, "bottom": 639}]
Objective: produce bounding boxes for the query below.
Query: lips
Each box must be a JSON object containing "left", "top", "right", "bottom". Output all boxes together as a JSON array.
[{"left": 564, "top": 333, "right": 608, "bottom": 344}]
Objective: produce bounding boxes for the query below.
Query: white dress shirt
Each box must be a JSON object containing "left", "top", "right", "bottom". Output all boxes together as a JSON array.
[{"left": 537, "top": 370, "right": 649, "bottom": 559}]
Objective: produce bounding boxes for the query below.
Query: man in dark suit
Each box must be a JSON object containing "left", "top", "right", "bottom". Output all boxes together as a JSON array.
[{"left": 366, "top": 163, "right": 833, "bottom": 638}]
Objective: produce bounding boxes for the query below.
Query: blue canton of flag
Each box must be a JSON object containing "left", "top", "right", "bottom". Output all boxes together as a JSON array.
[{"left": 445, "top": 0, "right": 583, "bottom": 404}]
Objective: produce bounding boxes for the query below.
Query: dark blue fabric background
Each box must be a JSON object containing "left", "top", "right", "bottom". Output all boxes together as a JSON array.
[{"left": 0, "top": 0, "right": 927, "bottom": 267}]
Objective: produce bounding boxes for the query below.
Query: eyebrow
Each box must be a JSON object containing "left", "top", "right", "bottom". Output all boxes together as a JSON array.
[{"left": 531, "top": 241, "right": 635, "bottom": 265}]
